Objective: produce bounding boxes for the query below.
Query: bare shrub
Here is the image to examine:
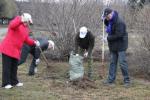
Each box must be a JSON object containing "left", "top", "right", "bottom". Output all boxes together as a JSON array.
[
  {"left": 28, "top": 0, "right": 102, "bottom": 59},
  {"left": 127, "top": 5, "right": 150, "bottom": 79}
]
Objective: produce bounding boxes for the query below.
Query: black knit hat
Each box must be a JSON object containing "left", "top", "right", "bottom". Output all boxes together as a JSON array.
[{"left": 103, "top": 8, "right": 113, "bottom": 17}]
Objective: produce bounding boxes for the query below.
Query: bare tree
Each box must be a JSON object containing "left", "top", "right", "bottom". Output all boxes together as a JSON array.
[{"left": 28, "top": 0, "right": 102, "bottom": 59}]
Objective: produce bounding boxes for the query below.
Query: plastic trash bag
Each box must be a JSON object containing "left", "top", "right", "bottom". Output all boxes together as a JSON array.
[{"left": 69, "top": 52, "right": 84, "bottom": 81}]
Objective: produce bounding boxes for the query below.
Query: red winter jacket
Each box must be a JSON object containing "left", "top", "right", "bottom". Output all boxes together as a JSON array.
[{"left": 0, "top": 16, "right": 35, "bottom": 60}]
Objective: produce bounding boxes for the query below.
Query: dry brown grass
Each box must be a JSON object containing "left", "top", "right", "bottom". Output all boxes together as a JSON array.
[{"left": 0, "top": 60, "right": 149, "bottom": 100}]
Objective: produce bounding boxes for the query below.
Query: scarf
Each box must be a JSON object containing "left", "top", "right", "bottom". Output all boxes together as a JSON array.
[{"left": 106, "top": 11, "right": 117, "bottom": 35}]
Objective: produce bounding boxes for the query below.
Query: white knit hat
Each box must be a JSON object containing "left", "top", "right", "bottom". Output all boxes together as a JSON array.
[
  {"left": 48, "top": 40, "right": 55, "bottom": 50},
  {"left": 22, "top": 13, "right": 33, "bottom": 24},
  {"left": 79, "top": 26, "right": 87, "bottom": 38}
]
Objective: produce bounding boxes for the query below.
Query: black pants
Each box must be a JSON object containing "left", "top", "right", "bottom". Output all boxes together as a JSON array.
[
  {"left": 18, "top": 44, "right": 31, "bottom": 65},
  {"left": 18, "top": 44, "right": 37, "bottom": 75},
  {"left": 2, "top": 54, "right": 19, "bottom": 87},
  {"left": 28, "top": 58, "right": 37, "bottom": 75},
  {"left": 18, "top": 52, "right": 37, "bottom": 75}
]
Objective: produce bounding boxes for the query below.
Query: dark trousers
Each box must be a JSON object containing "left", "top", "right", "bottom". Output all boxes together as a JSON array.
[
  {"left": 18, "top": 45, "right": 37, "bottom": 75},
  {"left": 28, "top": 58, "right": 37, "bottom": 75},
  {"left": 18, "top": 53, "right": 37, "bottom": 75},
  {"left": 2, "top": 54, "right": 19, "bottom": 87},
  {"left": 107, "top": 51, "right": 130, "bottom": 83},
  {"left": 18, "top": 44, "right": 31, "bottom": 65}
]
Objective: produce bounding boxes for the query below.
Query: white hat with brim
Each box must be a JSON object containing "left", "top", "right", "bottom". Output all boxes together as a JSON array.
[
  {"left": 48, "top": 40, "right": 55, "bottom": 50},
  {"left": 79, "top": 26, "right": 87, "bottom": 38}
]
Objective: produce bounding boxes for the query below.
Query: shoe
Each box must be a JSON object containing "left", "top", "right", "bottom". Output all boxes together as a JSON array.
[
  {"left": 16, "top": 82, "right": 23, "bottom": 87},
  {"left": 4, "top": 84, "right": 13, "bottom": 89},
  {"left": 124, "top": 82, "right": 131, "bottom": 88},
  {"left": 103, "top": 80, "right": 115, "bottom": 87}
]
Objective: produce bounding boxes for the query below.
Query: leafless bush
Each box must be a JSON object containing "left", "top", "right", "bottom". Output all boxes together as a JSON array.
[
  {"left": 127, "top": 5, "right": 150, "bottom": 79},
  {"left": 28, "top": 0, "right": 102, "bottom": 59}
]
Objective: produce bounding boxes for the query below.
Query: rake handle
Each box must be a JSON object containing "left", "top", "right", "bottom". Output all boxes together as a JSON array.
[{"left": 38, "top": 46, "right": 50, "bottom": 66}]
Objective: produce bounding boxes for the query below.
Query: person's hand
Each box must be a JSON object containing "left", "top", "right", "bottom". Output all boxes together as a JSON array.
[
  {"left": 101, "top": 11, "right": 105, "bottom": 21},
  {"left": 35, "top": 59, "right": 40, "bottom": 65},
  {"left": 75, "top": 54, "right": 79, "bottom": 56},
  {"left": 101, "top": 34, "right": 108, "bottom": 43},
  {"left": 84, "top": 52, "right": 88, "bottom": 57},
  {"left": 101, "top": 16, "right": 105, "bottom": 21},
  {"left": 101, "top": 37, "right": 107, "bottom": 42},
  {"left": 34, "top": 40, "right": 40, "bottom": 47}
]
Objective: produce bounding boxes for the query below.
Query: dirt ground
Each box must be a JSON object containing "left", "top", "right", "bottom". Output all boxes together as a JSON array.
[{"left": 0, "top": 60, "right": 150, "bottom": 100}]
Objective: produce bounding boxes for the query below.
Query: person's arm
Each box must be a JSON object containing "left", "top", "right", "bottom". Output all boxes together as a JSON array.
[
  {"left": 104, "top": 19, "right": 109, "bottom": 26},
  {"left": 24, "top": 36, "right": 35, "bottom": 46},
  {"left": 9, "top": 16, "right": 22, "bottom": 29},
  {"left": 107, "top": 22, "right": 126, "bottom": 41}
]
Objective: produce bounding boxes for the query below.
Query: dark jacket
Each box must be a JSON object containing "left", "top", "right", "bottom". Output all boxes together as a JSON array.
[
  {"left": 105, "top": 11, "right": 128, "bottom": 52},
  {"left": 75, "top": 31, "right": 95, "bottom": 56},
  {"left": 34, "top": 38, "right": 49, "bottom": 59},
  {"left": 18, "top": 37, "right": 49, "bottom": 65}
]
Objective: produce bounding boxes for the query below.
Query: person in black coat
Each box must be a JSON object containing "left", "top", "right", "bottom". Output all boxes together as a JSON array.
[
  {"left": 18, "top": 37, "right": 54, "bottom": 76},
  {"left": 75, "top": 26, "right": 95, "bottom": 79},
  {"left": 102, "top": 8, "right": 130, "bottom": 87}
]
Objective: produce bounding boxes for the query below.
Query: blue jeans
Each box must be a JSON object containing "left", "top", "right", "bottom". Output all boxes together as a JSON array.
[{"left": 107, "top": 51, "right": 130, "bottom": 83}]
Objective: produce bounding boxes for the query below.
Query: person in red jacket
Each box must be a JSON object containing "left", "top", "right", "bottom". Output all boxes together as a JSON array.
[{"left": 0, "top": 13, "right": 40, "bottom": 89}]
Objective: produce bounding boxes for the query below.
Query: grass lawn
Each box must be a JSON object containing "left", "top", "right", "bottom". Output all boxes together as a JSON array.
[{"left": 0, "top": 58, "right": 150, "bottom": 100}]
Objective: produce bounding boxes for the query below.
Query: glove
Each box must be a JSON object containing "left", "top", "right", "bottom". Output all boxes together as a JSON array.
[
  {"left": 101, "top": 37, "right": 107, "bottom": 42},
  {"left": 101, "top": 15, "right": 105, "bottom": 21},
  {"left": 84, "top": 52, "right": 88, "bottom": 57},
  {"left": 35, "top": 40, "right": 40, "bottom": 47},
  {"left": 35, "top": 59, "right": 40, "bottom": 65},
  {"left": 101, "top": 11, "right": 105, "bottom": 21},
  {"left": 101, "top": 34, "right": 108, "bottom": 42},
  {"left": 75, "top": 54, "right": 79, "bottom": 56}
]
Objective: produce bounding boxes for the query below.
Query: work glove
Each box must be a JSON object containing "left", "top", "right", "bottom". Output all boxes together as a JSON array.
[
  {"left": 101, "top": 11, "right": 105, "bottom": 21},
  {"left": 102, "top": 37, "right": 107, "bottom": 42},
  {"left": 75, "top": 54, "right": 79, "bottom": 56},
  {"left": 84, "top": 52, "right": 88, "bottom": 58},
  {"left": 35, "top": 59, "right": 40, "bottom": 65},
  {"left": 34, "top": 40, "right": 40, "bottom": 47},
  {"left": 101, "top": 34, "right": 108, "bottom": 43}
]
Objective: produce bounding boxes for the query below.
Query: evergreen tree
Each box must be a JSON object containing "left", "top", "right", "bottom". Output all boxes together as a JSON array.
[{"left": 0, "top": 0, "right": 16, "bottom": 18}]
